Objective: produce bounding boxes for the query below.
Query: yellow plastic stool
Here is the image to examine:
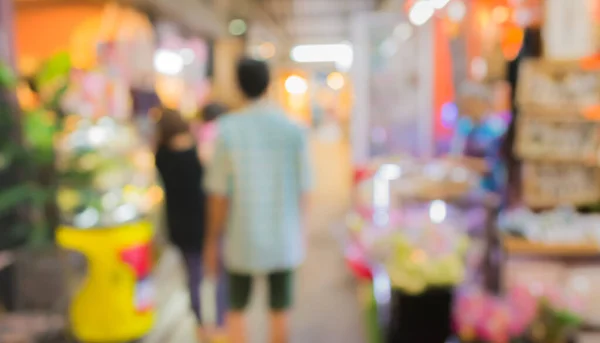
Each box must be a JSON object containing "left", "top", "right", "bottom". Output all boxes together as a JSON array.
[{"left": 57, "top": 221, "right": 155, "bottom": 342}]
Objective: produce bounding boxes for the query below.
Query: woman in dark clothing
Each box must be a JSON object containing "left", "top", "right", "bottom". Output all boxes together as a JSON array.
[{"left": 154, "top": 108, "right": 226, "bottom": 338}]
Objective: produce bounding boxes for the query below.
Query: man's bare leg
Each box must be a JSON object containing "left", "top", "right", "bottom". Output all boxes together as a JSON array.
[
  {"left": 270, "top": 311, "right": 290, "bottom": 343},
  {"left": 227, "top": 311, "right": 246, "bottom": 343}
]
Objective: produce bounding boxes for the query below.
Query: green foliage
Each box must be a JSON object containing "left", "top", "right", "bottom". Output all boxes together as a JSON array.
[
  {"left": 0, "top": 53, "right": 70, "bottom": 250},
  {"left": 0, "top": 64, "right": 16, "bottom": 88},
  {"left": 529, "top": 300, "right": 582, "bottom": 343},
  {"left": 35, "top": 52, "right": 71, "bottom": 86},
  {"left": 23, "top": 108, "right": 56, "bottom": 164}
]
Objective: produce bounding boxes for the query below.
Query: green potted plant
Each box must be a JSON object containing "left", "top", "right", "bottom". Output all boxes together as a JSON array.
[{"left": 0, "top": 53, "right": 70, "bottom": 317}]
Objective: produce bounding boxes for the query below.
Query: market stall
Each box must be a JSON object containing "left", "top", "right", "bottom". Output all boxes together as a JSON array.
[
  {"left": 499, "top": 2, "right": 600, "bottom": 341},
  {"left": 2, "top": 2, "right": 163, "bottom": 342},
  {"left": 348, "top": 0, "right": 600, "bottom": 342}
]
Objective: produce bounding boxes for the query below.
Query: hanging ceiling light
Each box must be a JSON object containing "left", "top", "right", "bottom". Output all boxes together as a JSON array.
[
  {"left": 153, "top": 49, "right": 183, "bottom": 75},
  {"left": 291, "top": 43, "right": 353, "bottom": 63},
  {"left": 326, "top": 72, "right": 345, "bottom": 91},
  {"left": 285, "top": 75, "right": 308, "bottom": 95},
  {"left": 492, "top": 5, "right": 511, "bottom": 24},
  {"left": 290, "top": 43, "right": 354, "bottom": 70},
  {"left": 258, "top": 42, "right": 276, "bottom": 60},
  {"left": 409, "top": 1, "right": 436, "bottom": 26},
  {"left": 229, "top": 19, "right": 247, "bottom": 36}
]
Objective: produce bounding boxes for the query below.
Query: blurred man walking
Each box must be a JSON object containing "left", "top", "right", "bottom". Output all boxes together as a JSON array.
[{"left": 203, "top": 58, "right": 312, "bottom": 343}]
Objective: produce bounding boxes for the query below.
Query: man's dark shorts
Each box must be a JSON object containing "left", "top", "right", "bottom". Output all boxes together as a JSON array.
[{"left": 227, "top": 270, "right": 294, "bottom": 311}]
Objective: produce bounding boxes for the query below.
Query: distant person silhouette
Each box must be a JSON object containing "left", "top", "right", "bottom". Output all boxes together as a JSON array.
[{"left": 196, "top": 102, "right": 228, "bottom": 164}]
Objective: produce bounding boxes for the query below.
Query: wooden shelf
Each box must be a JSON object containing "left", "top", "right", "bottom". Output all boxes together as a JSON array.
[{"left": 503, "top": 237, "right": 600, "bottom": 256}]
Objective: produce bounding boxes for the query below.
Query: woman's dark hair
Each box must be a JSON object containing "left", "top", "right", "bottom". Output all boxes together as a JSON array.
[
  {"left": 155, "top": 107, "right": 190, "bottom": 146},
  {"left": 237, "top": 58, "right": 270, "bottom": 99},
  {"left": 202, "top": 102, "right": 228, "bottom": 122}
]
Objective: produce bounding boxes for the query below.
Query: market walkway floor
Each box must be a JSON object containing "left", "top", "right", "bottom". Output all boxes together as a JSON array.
[{"left": 146, "top": 136, "right": 366, "bottom": 343}]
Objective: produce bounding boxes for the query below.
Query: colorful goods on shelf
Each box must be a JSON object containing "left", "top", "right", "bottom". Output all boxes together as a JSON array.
[
  {"left": 515, "top": 60, "right": 600, "bottom": 208},
  {"left": 55, "top": 69, "right": 160, "bottom": 228},
  {"left": 454, "top": 285, "right": 582, "bottom": 343},
  {"left": 499, "top": 207, "right": 600, "bottom": 245},
  {"left": 515, "top": 116, "right": 600, "bottom": 164},
  {"left": 354, "top": 158, "right": 480, "bottom": 211}
]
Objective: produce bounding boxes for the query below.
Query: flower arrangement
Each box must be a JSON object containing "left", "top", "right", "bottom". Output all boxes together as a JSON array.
[
  {"left": 368, "top": 203, "right": 470, "bottom": 295},
  {"left": 380, "top": 232, "right": 469, "bottom": 294},
  {"left": 454, "top": 285, "right": 583, "bottom": 343}
]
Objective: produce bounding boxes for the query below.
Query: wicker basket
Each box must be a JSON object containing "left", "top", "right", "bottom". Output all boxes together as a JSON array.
[
  {"left": 516, "top": 59, "right": 600, "bottom": 117},
  {"left": 515, "top": 115, "right": 600, "bottom": 164},
  {"left": 522, "top": 162, "right": 600, "bottom": 208}
]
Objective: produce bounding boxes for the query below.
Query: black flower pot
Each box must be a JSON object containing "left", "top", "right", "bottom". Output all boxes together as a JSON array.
[{"left": 387, "top": 287, "right": 453, "bottom": 343}]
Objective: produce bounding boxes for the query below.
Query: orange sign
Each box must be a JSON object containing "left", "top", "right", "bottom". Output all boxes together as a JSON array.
[
  {"left": 580, "top": 55, "right": 600, "bottom": 71},
  {"left": 582, "top": 105, "right": 600, "bottom": 121}
]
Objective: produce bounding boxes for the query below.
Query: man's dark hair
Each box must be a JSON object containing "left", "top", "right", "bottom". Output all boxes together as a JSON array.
[{"left": 237, "top": 58, "right": 270, "bottom": 99}]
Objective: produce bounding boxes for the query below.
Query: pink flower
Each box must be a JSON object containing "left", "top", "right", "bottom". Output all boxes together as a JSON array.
[
  {"left": 454, "top": 288, "right": 488, "bottom": 333},
  {"left": 477, "top": 299, "right": 511, "bottom": 343},
  {"left": 507, "top": 285, "right": 537, "bottom": 335}
]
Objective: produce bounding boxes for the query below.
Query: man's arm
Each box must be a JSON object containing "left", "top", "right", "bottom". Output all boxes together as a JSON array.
[{"left": 204, "top": 195, "right": 228, "bottom": 276}]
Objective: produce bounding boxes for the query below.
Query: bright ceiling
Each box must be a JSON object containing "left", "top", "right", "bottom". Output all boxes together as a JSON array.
[{"left": 258, "top": 0, "right": 380, "bottom": 44}]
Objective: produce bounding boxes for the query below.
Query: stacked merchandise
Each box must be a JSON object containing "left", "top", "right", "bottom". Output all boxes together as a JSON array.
[
  {"left": 503, "top": 49, "right": 600, "bottom": 341},
  {"left": 514, "top": 60, "right": 600, "bottom": 209},
  {"left": 56, "top": 69, "right": 160, "bottom": 228},
  {"left": 508, "top": 59, "right": 600, "bottom": 248}
]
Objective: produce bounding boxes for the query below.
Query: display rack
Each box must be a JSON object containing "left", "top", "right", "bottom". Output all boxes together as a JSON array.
[
  {"left": 503, "top": 237, "right": 600, "bottom": 257},
  {"left": 515, "top": 59, "right": 600, "bottom": 208},
  {"left": 507, "top": 56, "right": 600, "bottom": 340}
]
